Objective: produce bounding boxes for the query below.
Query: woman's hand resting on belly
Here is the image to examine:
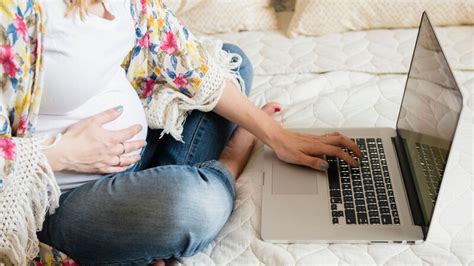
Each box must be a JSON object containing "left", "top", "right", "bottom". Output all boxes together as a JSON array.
[{"left": 42, "top": 106, "right": 147, "bottom": 174}]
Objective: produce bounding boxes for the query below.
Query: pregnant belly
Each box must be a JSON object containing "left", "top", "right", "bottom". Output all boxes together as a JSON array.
[{"left": 36, "top": 88, "right": 148, "bottom": 155}]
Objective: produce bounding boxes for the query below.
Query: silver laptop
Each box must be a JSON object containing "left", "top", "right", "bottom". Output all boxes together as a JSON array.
[{"left": 261, "top": 13, "right": 464, "bottom": 244}]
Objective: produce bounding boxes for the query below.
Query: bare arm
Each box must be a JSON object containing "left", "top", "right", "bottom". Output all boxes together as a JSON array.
[{"left": 214, "top": 80, "right": 362, "bottom": 171}]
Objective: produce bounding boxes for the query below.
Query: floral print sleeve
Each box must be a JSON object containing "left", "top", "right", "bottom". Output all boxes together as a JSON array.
[
  {"left": 1, "top": 1, "right": 60, "bottom": 264},
  {"left": 124, "top": 0, "right": 242, "bottom": 141}
]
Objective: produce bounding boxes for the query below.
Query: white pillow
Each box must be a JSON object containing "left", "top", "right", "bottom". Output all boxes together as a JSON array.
[
  {"left": 288, "top": 0, "right": 474, "bottom": 37},
  {"left": 164, "top": 0, "right": 278, "bottom": 34}
]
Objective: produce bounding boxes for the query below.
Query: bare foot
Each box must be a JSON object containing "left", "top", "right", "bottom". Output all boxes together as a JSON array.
[{"left": 219, "top": 102, "right": 281, "bottom": 178}]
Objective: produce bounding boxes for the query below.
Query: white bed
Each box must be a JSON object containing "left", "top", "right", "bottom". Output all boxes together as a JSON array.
[
  {"left": 35, "top": 10, "right": 473, "bottom": 266},
  {"left": 179, "top": 12, "right": 474, "bottom": 265}
]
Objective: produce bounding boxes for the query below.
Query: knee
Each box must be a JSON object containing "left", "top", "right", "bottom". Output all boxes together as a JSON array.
[
  {"left": 222, "top": 43, "right": 253, "bottom": 96},
  {"left": 173, "top": 178, "right": 233, "bottom": 233},
  {"left": 160, "top": 171, "right": 234, "bottom": 256}
]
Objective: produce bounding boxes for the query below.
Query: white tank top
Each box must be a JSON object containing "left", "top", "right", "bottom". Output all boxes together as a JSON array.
[{"left": 36, "top": 0, "right": 148, "bottom": 191}]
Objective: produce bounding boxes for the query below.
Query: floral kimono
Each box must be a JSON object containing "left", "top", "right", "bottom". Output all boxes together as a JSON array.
[{"left": 0, "top": 0, "right": 239, "bottom": 264}]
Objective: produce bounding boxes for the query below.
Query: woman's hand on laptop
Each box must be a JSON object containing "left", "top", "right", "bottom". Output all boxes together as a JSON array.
[
  {"left": 268, "top": 130, "right": 362, "bottom": 171},
  {"left": 213, "top": 81, "right": 362, "bottom": 172}
]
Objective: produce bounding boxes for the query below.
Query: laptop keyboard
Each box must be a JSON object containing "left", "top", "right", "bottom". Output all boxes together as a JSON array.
[
  {"left": 328, "top": 138, "right": 400, "bottom": 226},
  {"left": 415, "top": 143, "right": 447, "bottom": 205}
]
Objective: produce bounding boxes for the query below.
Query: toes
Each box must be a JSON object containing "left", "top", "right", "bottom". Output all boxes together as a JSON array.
[
  {"left": 261, "top": 102, "right": 282, "bottom": 115},
  {"left": 152, "top": 260, "right": 165, "bottom": 266}
]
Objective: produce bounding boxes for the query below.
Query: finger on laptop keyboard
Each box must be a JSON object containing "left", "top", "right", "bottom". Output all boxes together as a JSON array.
[
  {"left": 319, "top": 144, "right": 358, "bottom": 167},
  {"left": 320, "top": 134, "right": 362, "bottom": 158},
  {"left": 298, "top": 153, "right": 330, "bottom": 171}
]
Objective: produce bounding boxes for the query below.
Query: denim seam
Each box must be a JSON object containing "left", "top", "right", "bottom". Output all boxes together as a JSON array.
[
  {"left": 197, "top": 160, "right": 236, "bottom": 199},
  {"left": 185, "top": 112, "right": 207, "bottom": 165}
]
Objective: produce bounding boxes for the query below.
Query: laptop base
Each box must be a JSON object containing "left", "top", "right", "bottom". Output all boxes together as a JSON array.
[{"left": 261, "top": 128, "right": 424, "bottom": 244}]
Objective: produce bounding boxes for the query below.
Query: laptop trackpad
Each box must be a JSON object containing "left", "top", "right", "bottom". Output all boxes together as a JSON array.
[{"left": 272, "top": 162, "right": 319, "bottom": 195}]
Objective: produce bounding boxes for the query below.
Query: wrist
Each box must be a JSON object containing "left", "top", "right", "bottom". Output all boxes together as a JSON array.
[
  {"left": 259, "top": 117, "right": 284, "bottom": 147},
  {"left": 40, "top": 134, "right": 67, "bottom": 172},
  {"left": 42, "top": 149, "right": 67, "bottom": 172}
]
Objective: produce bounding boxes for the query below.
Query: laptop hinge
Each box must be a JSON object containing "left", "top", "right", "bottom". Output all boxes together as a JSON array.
[{"left": 391, "top": 136, "right": 426, "bottom": 233}]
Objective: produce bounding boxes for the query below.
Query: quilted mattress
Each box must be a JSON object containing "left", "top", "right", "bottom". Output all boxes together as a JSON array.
[{"left": 178, "top": 18, "right": 474, "bottom": 265}]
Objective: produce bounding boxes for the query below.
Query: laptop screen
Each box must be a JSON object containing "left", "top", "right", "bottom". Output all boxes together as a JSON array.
[{"left": 396, "top": 13, "right": 463, "bottom": 226}]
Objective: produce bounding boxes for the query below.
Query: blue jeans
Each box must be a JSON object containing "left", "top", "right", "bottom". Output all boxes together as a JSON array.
[{"left": 37, "top": 44, "right": 253, "bottom": 265}]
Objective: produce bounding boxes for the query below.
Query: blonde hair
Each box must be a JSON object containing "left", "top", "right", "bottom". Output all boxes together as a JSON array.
[{"left": 65, "top": 0, "right": 103, "bottom": 19}]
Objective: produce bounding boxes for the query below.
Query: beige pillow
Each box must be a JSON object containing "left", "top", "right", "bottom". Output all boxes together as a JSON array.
[
  {"left": 288, "top": 0, "right": 474, "bottom": 37},
  {"left": 164, "top": 0, "right": 278, "bottom": 34}
]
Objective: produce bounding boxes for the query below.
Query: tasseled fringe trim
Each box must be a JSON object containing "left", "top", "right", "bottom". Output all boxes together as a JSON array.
[
  {"left": 0, "top": 137, "right": 60, "bottom": 265},
  {"left": 199, "top": 37, "right": 247, "bottom": 95}
]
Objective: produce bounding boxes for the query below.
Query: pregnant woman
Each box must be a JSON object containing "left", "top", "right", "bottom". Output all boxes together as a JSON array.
[{"left": 0, "top": 0, "right": 361, "bottom": 264}]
